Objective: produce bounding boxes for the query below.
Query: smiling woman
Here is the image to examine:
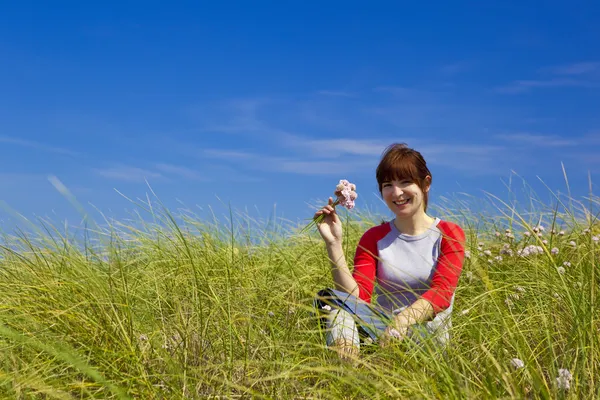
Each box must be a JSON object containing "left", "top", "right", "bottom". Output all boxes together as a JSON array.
[{"left": 313, "top": 143, "right": 466, "bottom": 360}]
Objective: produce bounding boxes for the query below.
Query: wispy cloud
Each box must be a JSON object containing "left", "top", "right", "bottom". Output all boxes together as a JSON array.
[
  {"left": 316, "top": 90, "right": 357, "bottom": 98},
  {"left": 439, "top": 61, "right": 473, "bottom": 75},
  {"left": 497, "top": 61, "right": 600, "bottom": 94},
  {"left": 277, "top": 160, "right": 371, "bottom": 175},
  {"left": 0, "top": 136, "right": 80, "bottom": 156},
  {"left": 155, "top": 163, "right": 207, "bottom": 181},
  {"left": 496, "top": 78, "right": 596, "bottom": 93},
  {"left": 542, "top": 62, "right": 600, "bottom": 75},
  {"left": 185, "top": 97, "right": 284, "bottom": 136},
  {"left": 494, "top": 133, "right": 579, "bottom": 147},
  {"left": 282, "top": 135, "right": 392, "bottom": 157},
  {"left": 202, "top": 149, "right": 257, "bottom": 160},
  {"left": 93, "top": 166, "right": 162, "bottom": 182}
]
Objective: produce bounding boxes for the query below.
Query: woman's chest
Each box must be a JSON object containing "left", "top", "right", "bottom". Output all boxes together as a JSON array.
[{"left": 376, "top": 241, "right": 440, "bottom": 285}]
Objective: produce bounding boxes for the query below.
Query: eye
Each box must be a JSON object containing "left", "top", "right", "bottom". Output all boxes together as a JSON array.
[{"left": 382, "top": 182, "right": 391, "bottom": 187}]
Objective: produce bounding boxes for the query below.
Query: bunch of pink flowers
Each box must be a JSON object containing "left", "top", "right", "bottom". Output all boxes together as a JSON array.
[
  {"left": 300, "top": 179, "right": 358, "bottom": 233},
  {"left": 333, "top": 179, "right": 358, "bottom": 209}
]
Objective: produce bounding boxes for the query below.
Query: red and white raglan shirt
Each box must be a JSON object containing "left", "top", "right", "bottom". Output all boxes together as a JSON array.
[{"left": 352, "top": 218, "right": 466, "bottom": 340}]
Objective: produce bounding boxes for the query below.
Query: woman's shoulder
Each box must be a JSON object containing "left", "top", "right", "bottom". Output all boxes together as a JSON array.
[
  {"left": 359, "top": 220, "right": 393, "bottom": 243},
  {"left": 436, "top": 219, "right": 466, "bottom": 241}
]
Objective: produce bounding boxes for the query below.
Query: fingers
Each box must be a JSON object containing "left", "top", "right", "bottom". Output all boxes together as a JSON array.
[{"left": 313, "top": 198, "right": 339, "bottom": 222}]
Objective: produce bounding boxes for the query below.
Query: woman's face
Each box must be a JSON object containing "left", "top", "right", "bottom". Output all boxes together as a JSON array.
[{"left": 381, "top": 178, "right": 430, "bottom": 218}]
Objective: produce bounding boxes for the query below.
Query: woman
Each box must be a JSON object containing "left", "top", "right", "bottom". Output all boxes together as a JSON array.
[{"left": 314, "top": 143, "right": 466, "bottom": 360}]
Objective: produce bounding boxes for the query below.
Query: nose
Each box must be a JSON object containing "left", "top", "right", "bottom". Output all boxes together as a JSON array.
[{"left": 392, "top": 185, "right": 403, "bottom": 196}]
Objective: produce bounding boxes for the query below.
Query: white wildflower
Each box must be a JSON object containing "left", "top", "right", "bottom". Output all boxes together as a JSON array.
[
  {"left": 388, "top": 328, "right": 403, "bottom": 339},
  {"left": 524, "top": 231, "right": 531, "bottom": 237},
  {"left": 268, "top": 311, "right": 275, "bottom": 318},
  {"left": 563, "top": 261, "right": 571, "bottom": 267},
  {"left": 139, "top": 334, "right": 149, "bottom": 342},
  {"left": 321, "top": 305, "right": 332, "bottom": 311},
  {"left": 553, "top": 292, "right": 560, "bottom": 299},
  {"left": 465, "top": 271, "right": 473, "bottom": 281},
  {"left": 514, "top": 286, "right": 525, "bottom": 293},
  {"left": 505, "top": 298, "right": 514, "bottom": 308},
  {"left": 583, "top": 228, "right": 590, "bottom": 234},
  {"left": 551, "top": 247, "right": 559, "bottom": 255},
  {"left": 556, "top": 368, "right": 572, "bottom": 390},
  {"left": 495, "top": 255, "right": 503, "bottom": 262},
  {"left": 542, "top": 239, "right": 548, "bottom": 245},
  {"left": 593, "top": 236, "right": 599, "bottom": 243},
  {"left": 557, "top": 267, "right": 566, "bottom": 275},
  {"left": 537, "top": 225, "right": 545, "bottom": 232},
  {"left": 460, "top": 308, "right": 470, "bottom": 315},
  {"left": 510, "top": 358, "right": 525, "bottom": 369},
  {"left": 558, "top": 230, "right": 565, "bottom": 236},
  {"left": 484, "top": 249, "right": 492, "bottom": 256},
  {"left": 495, "top": 231, "right": 501, "bottom": 237},
  {"left": 569, "top": 241, "right": 576, "bottom": 247},
  {"left": 465, "top": 250, "right": 471, "bottom": 259}
]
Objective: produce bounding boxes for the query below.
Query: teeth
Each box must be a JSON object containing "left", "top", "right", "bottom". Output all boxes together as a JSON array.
[{"left": 395, "top": 199, "right": 409, "bottom": 205}]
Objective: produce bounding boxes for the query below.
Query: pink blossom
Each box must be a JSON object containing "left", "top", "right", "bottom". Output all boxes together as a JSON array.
[
  {"left": 551, "top": 247, "right": 559, "bottom": 255},
  {"left": 593, "top": 236, "right": 599, "bottom": 243},
  {"left": 333, "top": 179, "right": 358, "bottom": 209}
]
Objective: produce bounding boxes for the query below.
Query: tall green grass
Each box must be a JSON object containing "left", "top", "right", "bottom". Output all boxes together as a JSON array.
[{"left": 0, "top": 181, "right": 598, "bottom": 399}]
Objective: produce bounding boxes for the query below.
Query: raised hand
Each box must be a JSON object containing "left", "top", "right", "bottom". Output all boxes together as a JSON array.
[{"left": 314, "top": 197, "right": 343, "bottom": 245}]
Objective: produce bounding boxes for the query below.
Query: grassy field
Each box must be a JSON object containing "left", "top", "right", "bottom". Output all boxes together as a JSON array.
[{"left": 0, "top": 186, "right": 598, "bottom": 399}]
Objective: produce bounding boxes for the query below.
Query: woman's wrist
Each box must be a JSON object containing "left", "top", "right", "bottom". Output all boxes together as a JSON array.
[{"left": 325, "top": 239, "right": 343, "bottom": 248}]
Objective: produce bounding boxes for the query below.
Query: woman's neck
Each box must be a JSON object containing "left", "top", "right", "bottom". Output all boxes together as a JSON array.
[{"left": 393, "top": 212, "right": 436, "bottom": 236}]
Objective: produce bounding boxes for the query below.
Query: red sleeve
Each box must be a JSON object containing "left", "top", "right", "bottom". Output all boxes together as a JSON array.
[
  {"left": 421, "top": 221, "right": 466, "bottom": 313},
  {"left": 352, "top": 223, "right": 390, "bottom": 303}
]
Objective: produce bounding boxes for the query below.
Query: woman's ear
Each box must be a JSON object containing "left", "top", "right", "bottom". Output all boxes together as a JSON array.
[{"left": 424, "top": 175, "right": 432, "bottom": 192}]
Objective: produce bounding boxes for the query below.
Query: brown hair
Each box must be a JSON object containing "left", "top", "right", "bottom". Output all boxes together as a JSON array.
[{"left": 376, "top": 143, "right": 432, "bottom": 211}]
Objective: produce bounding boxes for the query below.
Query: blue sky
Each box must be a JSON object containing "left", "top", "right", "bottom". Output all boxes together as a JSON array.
[{"left": 1, "top": 2, "right": 599, "bottom": 230}]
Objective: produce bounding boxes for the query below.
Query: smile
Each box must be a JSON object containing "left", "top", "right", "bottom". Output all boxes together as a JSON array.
[{"left": 393, "top": 199, "right": 410, "bottom": 205}]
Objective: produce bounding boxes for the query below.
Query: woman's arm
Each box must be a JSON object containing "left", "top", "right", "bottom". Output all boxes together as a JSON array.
[{"left": 326, "top": 241, "right": 360, "bottom": 297}]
